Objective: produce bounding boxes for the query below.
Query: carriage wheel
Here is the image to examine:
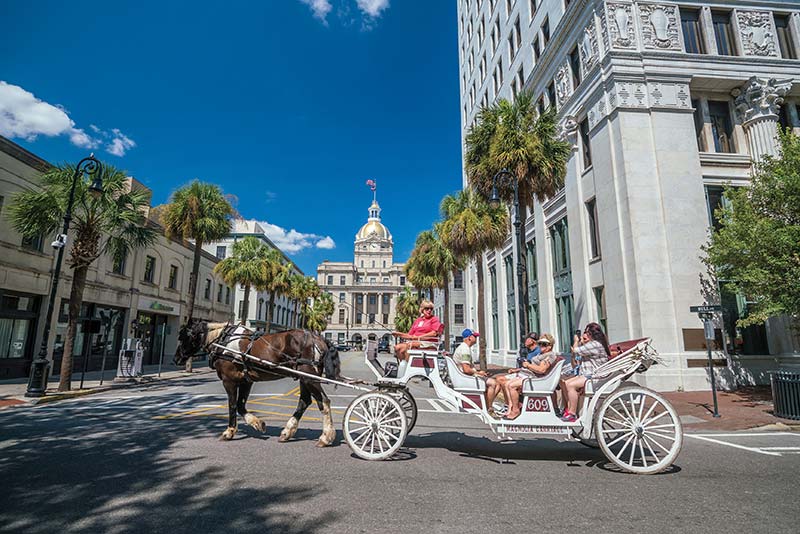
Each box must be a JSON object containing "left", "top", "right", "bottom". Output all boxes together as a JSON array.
[
  {"left": 344, "top": 391, "right": 408, "bottom": 461},
  {"left": 380, "top": 388, "right": 418, "bottom": 433},
  {"left": 595, "top": 386, "right": 683, "bottom": 474}
]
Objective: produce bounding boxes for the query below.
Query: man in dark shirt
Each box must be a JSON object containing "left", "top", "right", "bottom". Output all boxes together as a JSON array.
[{"left": 516, "top": 332, "right": 540, "bottom": 367}]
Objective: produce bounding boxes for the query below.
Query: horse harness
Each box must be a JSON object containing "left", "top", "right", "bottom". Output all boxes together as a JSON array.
[{"left": 206, "top": 324, "right": 326, "bottom": 382}]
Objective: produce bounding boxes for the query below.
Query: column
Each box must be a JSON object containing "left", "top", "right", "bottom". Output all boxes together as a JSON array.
[{"left": 732, "top": 77, "right": 793, "bottom": 162}]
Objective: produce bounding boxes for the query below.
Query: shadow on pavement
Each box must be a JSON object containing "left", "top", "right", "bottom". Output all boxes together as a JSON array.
[{"left": 0, "top": 399, "right": 339, "bottom": 534}]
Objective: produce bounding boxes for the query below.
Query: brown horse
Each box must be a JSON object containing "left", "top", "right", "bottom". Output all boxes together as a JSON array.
[{"left": 173, "top": 321, "right": 341, "bottom": 446}]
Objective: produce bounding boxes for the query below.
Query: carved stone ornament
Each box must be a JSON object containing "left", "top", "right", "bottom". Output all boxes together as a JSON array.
[
  {"left": 606, "top": 2, "right": 636, "bottom": 49},
  {"left": 580, "top": 20, "right": 599, "bottom": 73},
  {"left": 737, "top": 10, "right": 777, "bottom": 57},
  {"left": 638, "top": 3, "right": 681, "bottom": 50},
  {"left": 557, "top": 115, "right": 579, "bottom": 145},
  {"left": 555, "top": 62, "right": 574, "bottom": 108},
  {"left": 732, "top": 76, "right": 792, "bottom": 123}
]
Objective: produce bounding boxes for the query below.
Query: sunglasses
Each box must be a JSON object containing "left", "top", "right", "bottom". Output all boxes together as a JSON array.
[
  {"left": 423, "top": 307, "right": 433, "bottom": 311},
  {"left": 537, "top": 341, "right": 551, "bottom": 346}
]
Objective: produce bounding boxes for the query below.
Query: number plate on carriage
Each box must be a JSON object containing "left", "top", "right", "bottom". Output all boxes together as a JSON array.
[
  {"left": 525, "top": 397, "right": 550, "bottom": 412},
  {"left": 498, "top": 425, "right": 569, "bottom": 434}
]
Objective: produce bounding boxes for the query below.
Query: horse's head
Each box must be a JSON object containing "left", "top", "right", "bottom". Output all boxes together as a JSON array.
[
  {"left": 173, "top": 320, "right": 208, "bottom": 365},
  {"left": 323, "top": 341, "right": 341, "bottom": 380}
]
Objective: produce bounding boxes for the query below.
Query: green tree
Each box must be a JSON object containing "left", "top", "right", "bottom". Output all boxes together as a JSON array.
[
  {"left": 307, "top": 292, "right": 334, "bottom": 333},
  {"left": 705, "top": 131, "right": 800, "bottom": 328},
  {"left": 264, "top": 249, "right": 293, "bottom": 332},
  {"left": 395, "top": 287, "right": 421, "bottom": 333},
  {"left": 289, "top": 274, "right": 321, "bottom": 328},
  {"left": 464, "top": 92, "right": 571, "bottom": 330},
  {"left": 161, "top": 181, "right": 233, "bottom": 370},
  {"left": 213, "top": 236, "right": 269, "bottom": 324},
  {"left": 8, "top": 163, "right": 156, "bottom": 391},
  {"left": 439, "top": 189, "right": 509, "bottom": 369}
]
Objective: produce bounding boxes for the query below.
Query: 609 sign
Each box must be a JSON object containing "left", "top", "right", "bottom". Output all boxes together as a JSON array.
[{"left": 526, "top": 397, "right": 550, "bottom": 412}]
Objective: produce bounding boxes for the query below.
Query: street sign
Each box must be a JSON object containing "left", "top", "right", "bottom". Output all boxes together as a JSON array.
[
  {"left": 704, "top": 320, "right": 715, "bottom": 341},
  {"left": 690, "top": 305, "right": 722, "bottom": 313}
]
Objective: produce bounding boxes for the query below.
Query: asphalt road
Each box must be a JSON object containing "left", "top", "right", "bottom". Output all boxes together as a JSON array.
[{"left": 1, "top": 351, "right": 798, "bottom": 534}]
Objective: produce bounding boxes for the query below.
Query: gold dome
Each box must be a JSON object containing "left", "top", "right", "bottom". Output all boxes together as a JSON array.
[{"left": 356, "top": 220, "right": 390, "bottom": 240}]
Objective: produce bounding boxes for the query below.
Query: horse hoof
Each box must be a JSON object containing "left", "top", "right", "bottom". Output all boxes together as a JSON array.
[
  {"left": 317, "top": 439, "right": 332, "bottom": 448},
  {"left": 245, "top": 414, "right": 267, "bottom": 433},
  {"left": 220, "top": 427, "right": 236, "bottom": 441}
]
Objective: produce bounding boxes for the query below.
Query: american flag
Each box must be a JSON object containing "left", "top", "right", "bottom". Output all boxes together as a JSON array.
[{"left": 365, "top": 179, "right": 376, "bottom": 192}]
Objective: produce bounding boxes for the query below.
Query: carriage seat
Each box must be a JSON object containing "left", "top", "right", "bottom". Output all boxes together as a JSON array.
[
  {"left": 442, "top": 355, "right": 486, "bottom": 392},
  {"left": 521, "top": 357, "right": 565, "bottom": 394}
]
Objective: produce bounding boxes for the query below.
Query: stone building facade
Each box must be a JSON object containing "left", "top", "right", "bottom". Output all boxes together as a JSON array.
[
  {"left": 457, "top": 0, "right": 800, "bottom": 390},
  {"left": 0, "top": 136, "right": 233, "bottom": 379},
  {"left": 317, "top": 198, "right": 408, "bottom": 347}
]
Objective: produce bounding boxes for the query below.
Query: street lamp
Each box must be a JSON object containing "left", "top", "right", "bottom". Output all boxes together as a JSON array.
[
  {"left": 25, "top": 155, "right": 103, "bottom": 397},
  {"left": 488, "top": 169, "right": 528, "bottom": 353}
]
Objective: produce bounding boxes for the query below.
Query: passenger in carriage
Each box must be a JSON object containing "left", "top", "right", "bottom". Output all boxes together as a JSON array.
[
  {"left": 559, "top": 322, "right": 610, "bottom": 422},
  {"left": 452, "top": 329, "right": 502, "bottom": 414},
  {"left": 502, "top": 333, "right": 558, "bottom": 420},
  {"left": 392, "top": 300, "right": 442, "bottom": 374}
]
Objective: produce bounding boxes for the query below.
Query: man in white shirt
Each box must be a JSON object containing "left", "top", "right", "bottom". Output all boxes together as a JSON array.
[{"left": 452, "top": 329, "right": 502, "bottom": 416}]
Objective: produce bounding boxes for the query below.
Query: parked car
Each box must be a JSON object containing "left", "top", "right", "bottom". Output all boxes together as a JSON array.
[
  {"left": 377, "top": 339, "right": 390, "bottom": 353},
  {"left": 335, "top": 344, "right": 351, "bottom": 352}
]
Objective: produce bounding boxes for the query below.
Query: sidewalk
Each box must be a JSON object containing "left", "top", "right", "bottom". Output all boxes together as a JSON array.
[{"left": 0, "top": 360, "right": 213, "bottom": 408}]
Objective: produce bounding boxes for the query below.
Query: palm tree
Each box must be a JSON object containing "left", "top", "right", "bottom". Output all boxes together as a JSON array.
[
  {"left": 464, "top": 91, "right": 571, "bottom": 330},
  {"left": 8, "top": 162, "right": 156, "bottom": 391},
  {"left": 289, "top": 274, "right": 320, "bottom": 328},
  {"left": 405, "top": 226, "right": 464, "bottom": 349},
  {"left": 161, "top": 181, "right": 233, "bottom": 370},
  {"left": 213, "top": 236, "right": 269, "bottom": 324},
  {"left": 439, "top": 189, "right": 509, "bottom": 370},
  {"left": 306, "top": 292, "right": 334, "bottom": 333},
  {"left": 264, "top": 249, "right": 292, "bottom": 332},
  {"left": 395, "top": 287, "right": 421, "bottom": 332}
]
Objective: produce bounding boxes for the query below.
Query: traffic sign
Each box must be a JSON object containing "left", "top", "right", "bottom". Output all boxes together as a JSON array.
[{"left": 690, "top": 305, "right": 722, "bottom": 313}]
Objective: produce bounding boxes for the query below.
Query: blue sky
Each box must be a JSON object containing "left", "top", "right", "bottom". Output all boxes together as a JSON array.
[{"left": 0, "top": 0, "right": 462, "bottom": 275}]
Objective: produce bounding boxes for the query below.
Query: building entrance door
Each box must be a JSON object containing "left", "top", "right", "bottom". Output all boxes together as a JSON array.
[{"left": 135, "top": 312, "right": 168, "bottom": 366}]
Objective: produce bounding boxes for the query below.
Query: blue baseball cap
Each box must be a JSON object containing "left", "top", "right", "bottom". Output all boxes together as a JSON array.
[{"left": 462, "top": 329, "right": 480, "bottom": 338}]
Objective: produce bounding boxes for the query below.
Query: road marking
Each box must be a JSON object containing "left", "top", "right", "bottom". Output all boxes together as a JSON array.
[
  {"left": 688, "top": 432, "right": 798, "bottom": 438},
  {"left": 686, "top": 434, "right": 783, "bottom": 456},
  {"left": 760, "top": 447, "right": 800, "bottom": 451}
]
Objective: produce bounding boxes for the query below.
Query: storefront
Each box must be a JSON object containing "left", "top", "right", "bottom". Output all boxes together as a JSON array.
[
  {"left": 52, "top": 300, "right": 126, "bottom": 375},
  {"left": 135, "top": 297, "right": 181, "bottom": 366},
  {"left": 0, "top": 290, "right": 41, "bottom": 379}
]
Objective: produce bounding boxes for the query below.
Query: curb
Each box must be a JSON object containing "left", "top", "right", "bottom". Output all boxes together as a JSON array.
[{"left": 2, "top": 368, "right": 214, "bottom": 408}]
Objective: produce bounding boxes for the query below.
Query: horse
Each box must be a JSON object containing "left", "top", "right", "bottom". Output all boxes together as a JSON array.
[{"left": 173, "top": 321, "right": 341, "bottom": 447}]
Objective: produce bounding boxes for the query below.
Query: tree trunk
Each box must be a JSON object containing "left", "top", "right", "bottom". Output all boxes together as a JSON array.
[
  {"left": 442, "top": 276, "right": 450, "bottom": 352},
  {"left": 240, "top": 284, "right": 251, "bottom": 325},
  {"left": 517, "top": 217, "right": 529, "bottom": 338},
  {"left": 476, "top": 259, "right": 488, "bottom": 371},
  {"left": 185, "top": 240, "right": 203, "bottom": 372},
  {"left": 58, "top": 265, "right": 89, "bottom": 391},
  {"left": 266, "top": 293, "right": 275, "bottom": 333}
]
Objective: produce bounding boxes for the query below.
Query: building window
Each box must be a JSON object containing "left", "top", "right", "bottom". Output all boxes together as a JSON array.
[
  {"left": 489, "top": 266, "right": 499, "bottom": 350},
  {"left": 215, "top": 246, "right": 226, "bottom": 259},
  {"left": 526, "top": 241, "right": 540, "bottom": 334},
  {"left": 580, "top": 118, "right": 592, "bottom": 169},
  {"left": 586, "top": 199, "right": 601, "bottom": 259},
  {"left": 569, "top": 46, "right": 581, "bottom": 88},
  {"left": 546, "top": 82, "right": 556, "bottom": 109},
  {"left": 168, "top": 265, "right": 178, "bottom": 289},
  {"left": 339, "top": 309, "right": 345, "bottom": 323},
  {"left": 143, "top": 256, "right": 156, "bottom": 283},
  {"left": 704, "top": 185, "right": 729, "bottom": 231},
  {"left": 692, "top": 99, "right": 707, "bottom": 152},
  {"left": 775, "top": 15, "right": 797, "bottom": 59},
  {"left": 339, "top": 292, "right": 345, "bottom": 302},
  {"left": 503, "top": 255, "right": 517, "bottom": 351},
  {"left": 340, "top": 275, "right": 346, "bottom": 285},
  {"left": 383, "top": 260, "right": 386, "bottom": 268},
  {"left": 225, "top": 287, "right": 231, "bottom": 305},
  {"left": 708, "top": 100, "right": 735, "bottom": 153},
  {"left": 541, "top": 17, "right": 550, "bottom": 46},
  {"left": 680, "top": 8, "right": 705, "bottom": 54},
  {"left": 532, "top": 36, "right": 540, "bottom": 63},
  {"left": 204, "top": 279, "right": 211, "bottom": 300},
  {"left": 400, "top": 276, "right": 406, "bottom": 286},
  {"left": 453, "top": 270, "right": 464, "bottom": 289},
  {"left": 327, "top": 275, "right": 333, "bottom": 285},
  {"left": 369, "top": 294, "right": 377, "bottom": 305},
  {"left": 112, "top": 250, "right": 127, "bottom": 275},
  {"left": 356, "top": 294, "right": 363, "bottom": 305},
  {"left": 593, "top": 286, "right": 607, "bottom": 334},
  {"left": 382, "top": 294, "right": 390, "bottom": 305},
  {"left": 217, "top": 283, "right": 223, "bottom": 302},
  {"left": 712, "top": 11, "right": 737, "bottom": 56},
  {"left": 21, "top": 234, "right": 43, "bottom": 252},
  {"left": 455, "top": 304, "right": 464, "bottom": 324}
]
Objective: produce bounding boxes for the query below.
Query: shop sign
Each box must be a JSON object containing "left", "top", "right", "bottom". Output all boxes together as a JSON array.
[{"left": 139, "top": 297, "right": 180, "bottom": 316}]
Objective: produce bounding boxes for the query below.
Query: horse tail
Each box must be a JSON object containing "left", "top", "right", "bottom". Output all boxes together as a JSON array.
[{"left": 322, "top": 340, "right": 341, "bottom": 380}]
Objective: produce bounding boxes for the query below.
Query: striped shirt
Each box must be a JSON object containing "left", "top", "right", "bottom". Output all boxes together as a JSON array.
[{"left": 573, "top": 340, "right": 608, "bottom": 377}]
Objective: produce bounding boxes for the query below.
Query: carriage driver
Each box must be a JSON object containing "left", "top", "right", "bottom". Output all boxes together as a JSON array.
[
  {"left": 392, "top": 300, "right": 442, "bottom": 375},
  {"left": 453, "top": 329, "right": 503, "bottom": 417}
]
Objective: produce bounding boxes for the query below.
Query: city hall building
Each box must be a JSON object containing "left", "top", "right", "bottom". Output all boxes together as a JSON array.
[
  {"left": 457, "top": 0, "right": 800, "bottom": 389},
  {"left": 317, "top": 197, "right": 408, "bottom": 347}
]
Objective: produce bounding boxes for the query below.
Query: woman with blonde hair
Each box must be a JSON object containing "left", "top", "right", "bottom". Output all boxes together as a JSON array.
[{"left": 392, "top": 300, "right": 442, "bottom": 370}]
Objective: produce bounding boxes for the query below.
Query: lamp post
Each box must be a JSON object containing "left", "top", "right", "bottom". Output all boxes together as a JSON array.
[
  {"left": 25, "top": 155, "right": 103, "bottom": 397},
  {"left": 488, "top": 169, "right": 528, "bottom": 354}
]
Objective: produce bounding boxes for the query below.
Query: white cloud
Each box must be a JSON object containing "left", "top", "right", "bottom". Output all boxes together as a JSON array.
[
  {"left": 299, "top": 0, "right": 332, "bottom": 22},
  {"left": 316, "top": 236, "right": 336, "bottom": 249},
  {"left": 106, "top": 128, "right": 136, "bottom": 157},
  {"left": 258, "top": 220, "right": 336, "bottom": 254},
  {"left": 0, "top": 80, "right": 136, "bottom": 157},
  {"left": 356, "top": 0, "right": 389, "bottom": 18}
]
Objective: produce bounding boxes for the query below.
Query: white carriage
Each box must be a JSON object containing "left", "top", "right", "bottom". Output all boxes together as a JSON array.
[{"left": 343, "top": 338, "right": 683, "bottom": 474}]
